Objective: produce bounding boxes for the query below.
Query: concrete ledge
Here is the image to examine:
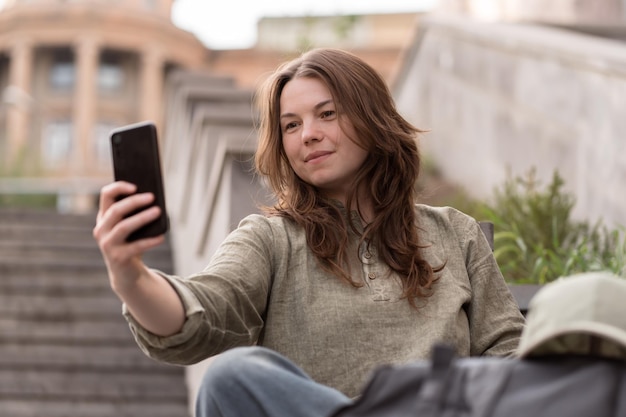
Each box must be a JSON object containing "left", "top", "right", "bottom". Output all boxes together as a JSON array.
[{"left": 0, "top": 177, "right": 107, "bottom": 194}]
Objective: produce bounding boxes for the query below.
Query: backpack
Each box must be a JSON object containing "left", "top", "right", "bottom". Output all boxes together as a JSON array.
[{"left": 330, "top": 344, "right": 626, "bottom": 417}]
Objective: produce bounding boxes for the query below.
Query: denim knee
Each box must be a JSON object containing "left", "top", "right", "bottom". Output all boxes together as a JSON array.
[
  {"left": 196, "top": 346, "right": 296, "bottom": 416},
  {"left": 198, "top": 346, "right": 293, "bottom": 398},
  {"left": 196, "top": 346, "right": 351, "bottom": 417}
]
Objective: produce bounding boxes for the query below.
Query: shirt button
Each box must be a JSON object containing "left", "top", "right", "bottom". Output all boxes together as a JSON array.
[
  {"left": 368, "top": 272, "right": 376, "bottom": 280},
  {"left": 364, "top": 252, "right": 372, "bottom": 259}
]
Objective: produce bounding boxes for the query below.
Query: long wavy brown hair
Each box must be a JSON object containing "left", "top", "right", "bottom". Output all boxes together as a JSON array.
[{"left": 254, "top": 48, "right": 441, "bottom": 307}]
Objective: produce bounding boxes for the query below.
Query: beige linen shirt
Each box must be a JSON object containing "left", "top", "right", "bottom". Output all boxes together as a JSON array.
[{"left": 124, "top": 204, "right": 525, "bottom": 398}]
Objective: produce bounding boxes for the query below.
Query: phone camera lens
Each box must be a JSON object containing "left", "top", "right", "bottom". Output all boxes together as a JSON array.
[{"left": 113, "top": 135, "right": 122, "bottom": 145}]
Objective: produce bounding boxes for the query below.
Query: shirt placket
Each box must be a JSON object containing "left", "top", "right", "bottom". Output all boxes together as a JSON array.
[{"left": 360, "top": 245, "right": 390, "bottom": 301}]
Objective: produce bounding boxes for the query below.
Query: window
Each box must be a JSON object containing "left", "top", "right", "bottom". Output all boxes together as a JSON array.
[
  {"left": 98, "top": 54, "right": 124, "bottom": 92},
  {"left": 42, "top": 121, "right": 73, "bottom": 169},
  {"left": 93, "top": 121, "right": 117, "bottom": 169},
  {"left": 50, "top": 62, "right": 74, "bottom": 90},
  {"left": 49, "top": 50, "right": 75, "bottom": 91}
]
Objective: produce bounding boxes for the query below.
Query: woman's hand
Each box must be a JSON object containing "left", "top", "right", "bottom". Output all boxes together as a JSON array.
[
  {"left": 93, "top": 181, "right": 185, "bottom": 336},
  {"left": 93, "top": 181, "right": 165, "bottom": 295}
]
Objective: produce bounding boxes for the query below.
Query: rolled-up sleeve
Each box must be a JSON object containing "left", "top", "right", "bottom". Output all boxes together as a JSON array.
[
  {"left": 122, "top": 270, "right": 207, "bottom": 362},
  {"left": 122, "top": 214, "right": 276, "bottom": 365}
]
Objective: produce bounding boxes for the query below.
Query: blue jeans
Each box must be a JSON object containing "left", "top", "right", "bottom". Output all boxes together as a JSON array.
[{"left": 195, "top": 346, "right": 352, "bottom": 417}]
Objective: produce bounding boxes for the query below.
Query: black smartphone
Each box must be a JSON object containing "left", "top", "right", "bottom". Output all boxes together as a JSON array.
[{"left": 110, "top": 121, "right": 169, "bottom": 242}]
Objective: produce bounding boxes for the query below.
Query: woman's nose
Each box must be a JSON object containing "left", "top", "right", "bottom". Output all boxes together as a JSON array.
[{"left": 301, "top": 121, "right": 321, "bottom": 144}]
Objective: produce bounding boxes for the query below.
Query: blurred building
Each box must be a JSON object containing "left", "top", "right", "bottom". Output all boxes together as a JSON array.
[
  {"left": 0, "top": 0, "right": 211, "bottom": 210},
  {"left": 0, "top": 0, "right": 420, "bottom": 212},
  {"left": 209, "top": 13, "right": 420, "bottom": 90}
]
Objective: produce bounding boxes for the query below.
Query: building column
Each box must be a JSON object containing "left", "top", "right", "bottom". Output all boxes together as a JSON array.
[
  {"left": 63, "top": 37, "right": 99, "bottom": 213},
  {"left": 140, "top": 47, "right": 164, "bottom": 132},
  {"left": 6, "top": 40, "right": 33, "bottom": 166},
  {"left": 73, "top": 37, "right": 99, "bottom": 175}
]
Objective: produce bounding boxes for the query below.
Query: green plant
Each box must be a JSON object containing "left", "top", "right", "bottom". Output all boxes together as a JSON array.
[
  {"left": 333, "top": 15, "right": 359, "bottom": 39},
  {"left": 481, "top": 168, "right": 626, "bottom": 283},
  {"left": 0, "top": 144, "right": 57, "bottom": 209},
  {"left": 0, "top": 193, "right": 57, "bottom": 208}
]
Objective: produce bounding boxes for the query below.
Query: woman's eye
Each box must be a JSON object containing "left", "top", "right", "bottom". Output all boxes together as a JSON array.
[
  {"left": 321, "top": 110, "right": 335, "bottom": 119},
  {"left": 283, "top": 122, "right": 298, "bottom": 131}
]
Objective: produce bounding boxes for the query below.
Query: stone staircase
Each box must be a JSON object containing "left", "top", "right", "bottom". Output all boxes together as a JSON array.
[{"left": 0, "top": 208, "right": 190, "bottom": 417}]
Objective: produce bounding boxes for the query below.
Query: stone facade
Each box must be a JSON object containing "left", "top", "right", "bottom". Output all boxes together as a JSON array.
[
  {"left": 0, "top": 2, "right": 419, "bottom": 212},
  {"left": 0, "top": 0, "right": 211, "bottom": 211},
  {"left": 436, "top": 0, "right": 626, "bottom": 25},
  {"left": 395, "top": 15, "right": 626, "bottom": 228}
]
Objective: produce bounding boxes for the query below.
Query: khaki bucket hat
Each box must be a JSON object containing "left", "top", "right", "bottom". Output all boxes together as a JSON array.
[{"left": 516, "top": 271, "right": 626, "bottom": 360}]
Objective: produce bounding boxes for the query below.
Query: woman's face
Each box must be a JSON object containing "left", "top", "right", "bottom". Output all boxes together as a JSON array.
[{"left": 279, "top": 77, "right": 368, "bottom": 204}]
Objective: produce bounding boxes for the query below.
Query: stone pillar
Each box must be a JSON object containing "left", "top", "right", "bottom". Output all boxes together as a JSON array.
[
  {"left": 72, "top": 37, "right": 99, "bottom": 175},
  {"left": 6, "top": 40, "right": 33, "bottom": 166},
  {"left": 63, "top": 37, "right": 99, "bottom": 213},
  {"left": 140, "top": 47, "right": 164, "bottom": 132}
]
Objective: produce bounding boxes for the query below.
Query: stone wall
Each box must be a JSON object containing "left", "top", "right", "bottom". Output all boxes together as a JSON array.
[
  {"left": 395, "top": 16, "right": 626, "bottom": 228},
  {"left": 436, "top": 0, "right": 625, "bottom": 25}
]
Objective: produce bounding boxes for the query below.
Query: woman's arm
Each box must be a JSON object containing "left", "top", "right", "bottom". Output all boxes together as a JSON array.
[{"left": 93, "top": 181, "right": 185, "bottom": 336}]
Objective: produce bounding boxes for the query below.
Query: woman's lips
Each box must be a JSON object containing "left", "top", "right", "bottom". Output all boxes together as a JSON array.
[{"left": 305, "top": 150, "right": 332, "bottom": 162}]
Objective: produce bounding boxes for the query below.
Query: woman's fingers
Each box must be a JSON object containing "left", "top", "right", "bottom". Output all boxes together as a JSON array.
[
  {"left": 93, "top": 181, "right": 164, "bottom": 262},
  {"left": 95, "top": 184, "right": 155, "bottom": 243},
  {"left": 112, "top": 203, "right": 160, "bottom": 244},
  {"left": 97, "top": 181, "right": 136, "bottom": 222},
  {"left": 101, "top": 229, "right": 164, "bottom": 271}
]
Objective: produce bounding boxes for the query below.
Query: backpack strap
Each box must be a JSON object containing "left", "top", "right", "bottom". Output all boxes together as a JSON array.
[{"left": 418, "top": 344, "right": 460, "bottom": 407}]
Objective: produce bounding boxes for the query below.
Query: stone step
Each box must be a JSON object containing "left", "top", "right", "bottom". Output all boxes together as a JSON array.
[
  {"left": 0, "top": 223, "right": 95, "bottom": 244},
  {"left": 0, "top": 400, "right": 189, "bottom": 417},
  {"left": 0, "top": 342, "right": 174, "bottom": 370},
  {"left": 0, "top": 293, "right": 128, "bottom": 320},
  {"left": 0, "top": 221, "right": 173, "bottom": 245},
  {"left": 0, "top": 240, "right": 173, "bottom": 266},
  {"left": 0, "top": 252, "right": 173, "bottom": 274},
  {"left": 0, "top": 317, "right": 134, "bottom": 344},
  {"left": 0, "top": 369, "right": 187, "bottom": 402},
  {"left": 0, "top": 208, "right": 174, "bottom": 247},
  {"left": 0, "top": 208, "right": 97, "bottom": 228},
  {"left": 0, "top": 208, "right": 187, "bottom": 416},
  {"left": 0, "top": 268, "right": 112, "bottom": 291}
]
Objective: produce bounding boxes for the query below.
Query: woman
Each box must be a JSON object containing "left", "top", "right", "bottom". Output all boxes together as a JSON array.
[{"left": 93, "top": 48, "right": 524, "bottom": 417}]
